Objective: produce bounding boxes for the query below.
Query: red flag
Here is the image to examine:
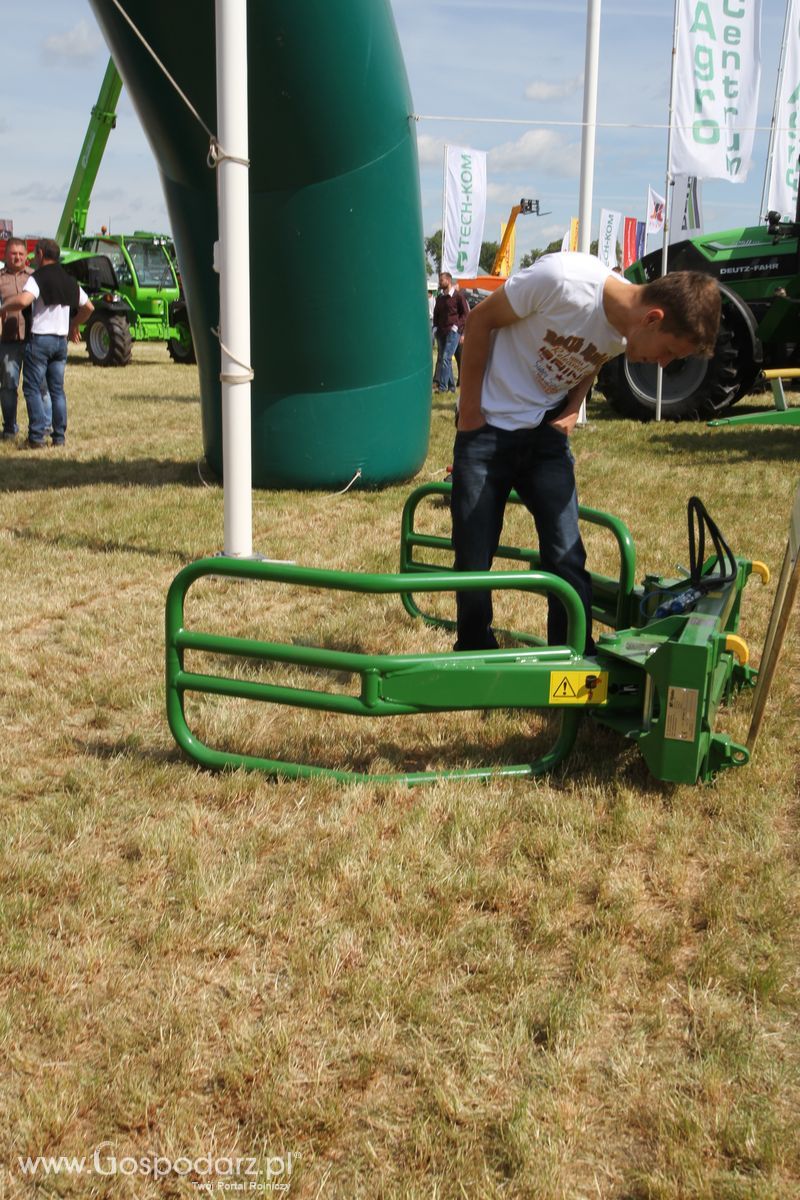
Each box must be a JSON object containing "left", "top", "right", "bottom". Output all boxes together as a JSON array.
[{"left": 622, "top": 217, "right": 638, "bottom": 269}]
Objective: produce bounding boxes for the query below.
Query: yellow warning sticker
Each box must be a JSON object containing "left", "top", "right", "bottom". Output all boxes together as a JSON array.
[{"left": 548, "top": 671, "right": 608, "bottom": 705}]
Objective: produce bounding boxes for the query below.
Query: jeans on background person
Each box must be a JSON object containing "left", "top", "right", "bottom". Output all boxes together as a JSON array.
[
  {"left": 434, "top": 328, "right": 460, "bottom": 392},
  {"left": 0, "top": 343, "right": 24, "bottom": 436},
  {"left": 23, "top": 334, "right": 66, "bottom": 445},
  {"left": 2, "top": 341, "right": 52, "bottom": 438},
  {"left": 450, "top": 421, "right": 594, "bottom": 653}
]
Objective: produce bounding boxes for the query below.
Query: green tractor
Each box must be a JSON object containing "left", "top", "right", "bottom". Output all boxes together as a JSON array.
[
  {"left": 60, "top": 231, "right": 194, "bottom": 366},
  {"left": 55, "top": 57, "right": 196, "bottom": 367},
  {"left": 599, "top": 207, "right": 800, "bottom": 420}
]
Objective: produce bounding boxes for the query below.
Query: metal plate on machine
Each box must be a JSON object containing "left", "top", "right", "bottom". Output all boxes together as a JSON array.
[{"left": 664, "top": 686, "right": 699, "bottom": 741}]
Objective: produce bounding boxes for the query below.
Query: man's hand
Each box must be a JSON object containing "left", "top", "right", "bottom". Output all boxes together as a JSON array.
[
  {"left": 68, "top": 321, "right": 83, "bottom": 345},
  {"left": 547, "top": 409, "right": 580, "bottom": 436},
  {"left": 456, "top": 412, "right": 486, "bottom": 433}
]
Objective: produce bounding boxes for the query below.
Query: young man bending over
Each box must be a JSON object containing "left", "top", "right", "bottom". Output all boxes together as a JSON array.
[{"left": 451, "top": 252, "right": 720, "bottom": 652}]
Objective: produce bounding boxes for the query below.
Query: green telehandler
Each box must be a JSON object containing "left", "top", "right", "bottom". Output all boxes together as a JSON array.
[{"left": 56, "top": 57, "right": 195, "bottom": 367}]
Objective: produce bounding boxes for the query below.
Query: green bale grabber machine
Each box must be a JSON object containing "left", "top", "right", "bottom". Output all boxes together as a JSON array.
[{"left": 165, "top": 484, "right": 775, "bottom": 787}]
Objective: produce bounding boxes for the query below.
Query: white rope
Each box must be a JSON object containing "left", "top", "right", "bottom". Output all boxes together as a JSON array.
[
  {"left": 328, "top": 469, "right": 362, "bottom": 496},
  {"left": 207, "top": 139, "right": 250, "bottom": 170},
  {"left": 211, "top": 326, "right": 255, "bottom": 383},
  {"left": 196, "top": 458, "right": 215, "bottom": 488},
  {"left": 108, "top": 0, "right": 250, "bottom": 168},
  {"left": 413, "top": 112, "right": 783, "bottom": 134}
]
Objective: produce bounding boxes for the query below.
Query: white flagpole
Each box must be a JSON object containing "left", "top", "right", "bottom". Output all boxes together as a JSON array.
[
  {"left": 441, "top": 145, "right": 448, "bottom": 273},
  {"left": 217, "top": 0, "right": 253, "bottom": 556},
  {"left": 656, "top": 0, "right": 681, "bottom": 423},
  {"left": 576, "top": 0, "right": 602, "bottom": 426},
  {"left": 760, "top": 0, "right": 793, "bottom": 221}
]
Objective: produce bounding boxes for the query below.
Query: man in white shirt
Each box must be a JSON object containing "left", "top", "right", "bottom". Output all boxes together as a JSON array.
[
  {"left": 451, "top": 252, "right": 720, "bottom": 652},
  {"left": 0, "top": 238, "right": 94, "bottom": 448}
]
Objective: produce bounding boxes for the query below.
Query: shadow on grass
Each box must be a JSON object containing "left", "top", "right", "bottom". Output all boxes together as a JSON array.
[
  {"left": 74, "top": 710, "right": 692, "bottom": 795},
  {"left": 11, "top": 525, "right": 193, "bottom": 561},
  {"left": 650, "top": 425, "right": 799, "bottom": 464},
  {"left": 0, "top": 454, "right": 203, "bottom": 492},
  {"left": 92, "top": 703, "right": 680, "bottom": 794},
  {"left": 80, "top": 737, "right": 185, "bottom": 766}
]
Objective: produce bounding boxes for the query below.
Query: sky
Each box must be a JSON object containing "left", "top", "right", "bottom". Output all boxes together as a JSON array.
[{"left": 0, "top": 1, "right": 791, "bottom": 268}]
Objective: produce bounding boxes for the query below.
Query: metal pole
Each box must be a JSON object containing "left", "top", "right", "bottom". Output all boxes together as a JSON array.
[
  {"left": 760, "top": 0, "right": 792, "bottom": 222},
  {"left": 577, "top": 0, "right": 602, "bottom": 425},
  {"left": 656, "top": 0, "right": 681, "bottom": 423},
  {"left": 216, "top": 0, "right": 253, "bottom": 557},
  {"left": 441, "top": 144, "right": 448, "bottom": 273},
  {"left": 577, "top": 0, "right": 601, "bottom": 254}
]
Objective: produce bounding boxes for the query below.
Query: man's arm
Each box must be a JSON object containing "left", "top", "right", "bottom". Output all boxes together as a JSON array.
[
  {"left": 69, "top": 299, "right": 94, "bottom": 344},
  {"left": 548, "top": 371, "right": 597, "bottom": 435},
  {"left": 0, "top": 290, "right": 34, "bottom": 318},
  {"left": 457, "top": 286, "right": 520, "bottom": 431}
]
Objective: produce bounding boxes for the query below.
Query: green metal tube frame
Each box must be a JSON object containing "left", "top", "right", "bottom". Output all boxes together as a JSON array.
[
  {"left": 399, "top": 482, "right": 639, "bottom": 637},
  {"left": 165, "top": 557, "right": 588, "bottom": 783}
]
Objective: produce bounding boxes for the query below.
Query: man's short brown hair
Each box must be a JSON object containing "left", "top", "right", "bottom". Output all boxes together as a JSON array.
[
  {"left": 5, "top": 237, "right": 26, "bottom": 254},
  {"left": 641, "top": 271, "right": 721, "bottom": 356},
  {"left": 36, "top": 237, "right": 61, "bottom": 263}
]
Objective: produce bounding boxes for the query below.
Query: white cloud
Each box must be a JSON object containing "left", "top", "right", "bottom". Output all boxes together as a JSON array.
[
  {"left": 524, "top": 74, "right": 583, "bottom": 102},
  {"left": 416, "top": 133, "right": 446, "bottom": 166},
  {"left": 12, "top": 181, "right": 68, "bottom": 204},
  {"left": 489, "top": 129, "right": 580, "bottom": 177},
  {"left": 43, "top": 20, "right": 103, "bottom": 64}
]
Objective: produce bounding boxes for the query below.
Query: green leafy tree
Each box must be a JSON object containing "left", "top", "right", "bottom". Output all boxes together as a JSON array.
[
  {"left": 479, "top": 241, "right": 500, "bottom": 273},
  {"left": 425, "top": 231, "right": 512, "bottom": 277},
  {"left": 425, "top": 231, "right": 442, "bottom": 275}
]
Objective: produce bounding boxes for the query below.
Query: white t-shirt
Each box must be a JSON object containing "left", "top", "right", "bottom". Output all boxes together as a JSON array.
[
  {"left": 23, "top": 274, "right": 88, "bottom": 337},
  {"left": 480, "top": 252, "right": 628, "bottom": 430}
]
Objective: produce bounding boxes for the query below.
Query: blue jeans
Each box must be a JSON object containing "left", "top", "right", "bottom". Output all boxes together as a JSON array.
[
  {"left": 0, "top": 342, "right": 50, "bottom": 435},
  {"left": 434, "top": 329, "right": 460, "bottom": 391},
  {"left": 1, "top": 342, "right": 24, "bottom": 434},
  {"left": 450, "top": 421, "right": 594, "bottom": 652},
  {"left": 23, "top": 335, "right": 65, "bottom": 444}
]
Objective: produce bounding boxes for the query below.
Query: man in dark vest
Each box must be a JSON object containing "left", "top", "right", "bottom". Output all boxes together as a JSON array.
[{"left": 0, "top": 238, "right": 93, "bottom": 448}]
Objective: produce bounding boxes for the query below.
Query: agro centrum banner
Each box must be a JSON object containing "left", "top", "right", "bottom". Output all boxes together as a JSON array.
[{"left": 671, "top": 0, "right": 762, "bottom": 182}]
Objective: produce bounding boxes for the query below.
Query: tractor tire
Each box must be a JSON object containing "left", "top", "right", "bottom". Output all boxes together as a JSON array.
[
  {"left": 85, "top": 313, "right": 132, "bottom": 367},
  {"left": 598, "top": 307, "right": 757, "bottom": 421},
  {"left": 167, "top": 304, "right": 196, "bottom": 364}
]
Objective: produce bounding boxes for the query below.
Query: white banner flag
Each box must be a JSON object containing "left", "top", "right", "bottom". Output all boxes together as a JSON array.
[
  {"left": 670, "top": 174, "right": 703, "bottom": 242},
  {"left": 442, "top": 145, "right": 487, "bottom": 277},
  {"left": 671, "top": 0, "right": 762, "bottom": 183},
  {"left": 597, "top": 208, "right": 622, "bottom": 267},
  {"left": 646, "top": 187, "right": 666, "bottom": 235},
  {"left": 767, "top": 0, "right": 800, "bottom": 218}
]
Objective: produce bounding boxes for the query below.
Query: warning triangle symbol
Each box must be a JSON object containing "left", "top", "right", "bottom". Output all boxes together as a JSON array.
[{"left": 554, "top": 677, "right": 578, "bottom": 698}]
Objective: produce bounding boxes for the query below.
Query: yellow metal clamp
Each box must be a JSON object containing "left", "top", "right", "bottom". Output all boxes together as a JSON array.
[
  {"left": 725, "top": 634, "right": 750, "bottom": 665},
  {"left": 751, "top": 560, "right": 770, "bottom": 585}
]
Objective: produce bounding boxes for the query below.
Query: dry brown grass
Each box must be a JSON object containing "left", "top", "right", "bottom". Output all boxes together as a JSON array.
[{"left": 0, "top": 345, "right": 798, "bottom": 1198}]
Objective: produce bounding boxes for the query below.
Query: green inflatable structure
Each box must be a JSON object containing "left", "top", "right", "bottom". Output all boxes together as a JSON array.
[{"left": 89, "top": 0, "right": 432, "bottom": 489}]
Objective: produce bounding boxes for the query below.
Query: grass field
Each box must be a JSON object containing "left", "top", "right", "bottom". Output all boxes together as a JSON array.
[{"left": 1, "top": 344, "right": 798, "bottom": 1198}]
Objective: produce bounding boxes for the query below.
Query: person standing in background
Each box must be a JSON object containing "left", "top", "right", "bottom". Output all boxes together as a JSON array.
[
  {"left": 432, "top": 271, "right": 469, "bottom": 394},
  {"left": 0, "top": 238, "right": 36, "bottom": 439},
  {"left": 0, "top": 238, "right": 94, "bottom": 448}
]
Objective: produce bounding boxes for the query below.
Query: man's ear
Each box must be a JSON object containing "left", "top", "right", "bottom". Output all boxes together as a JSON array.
[{"left": 641, "top": 306, "right": 665, "bottom": 328}]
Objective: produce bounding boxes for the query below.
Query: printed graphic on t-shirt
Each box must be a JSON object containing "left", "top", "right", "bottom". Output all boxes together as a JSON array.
[{"left": 535, "top": 328, "right": 614, "bottom": 394}]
